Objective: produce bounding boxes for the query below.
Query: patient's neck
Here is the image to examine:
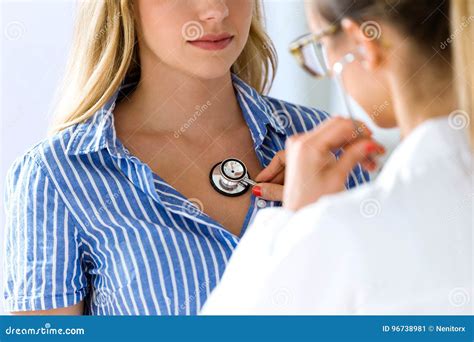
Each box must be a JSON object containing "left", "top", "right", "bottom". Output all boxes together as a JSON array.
[
  {"left": 390, "top": 63, "right": 455, "bottom": 139},
  {"left": 115, "top": 58, "right": 245, "bottom": 140}
]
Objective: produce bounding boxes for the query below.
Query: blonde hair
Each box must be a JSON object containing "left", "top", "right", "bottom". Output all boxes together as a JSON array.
[
  {"left": 451, "top": 0, "right": 473, "bottom": 148},
  {"left": 50, "top": 0, "right": 277, "bottom": 134}
]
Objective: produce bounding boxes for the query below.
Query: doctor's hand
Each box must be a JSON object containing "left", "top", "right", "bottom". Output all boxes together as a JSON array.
[{"left": 252, "top": 117, "right": 385, "bottom": 211}]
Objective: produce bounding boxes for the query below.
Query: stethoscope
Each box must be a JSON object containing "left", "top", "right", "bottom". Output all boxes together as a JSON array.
[
  {"left": 209, "top": 158, "right": 257, "bottom": 197},
  {"left": 208, "top": 54, "right": 360, "bottom": 198}
]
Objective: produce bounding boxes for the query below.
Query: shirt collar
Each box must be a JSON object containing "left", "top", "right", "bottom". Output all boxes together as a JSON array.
[
  {"left": 65, "top": 87, "right": 124, "bottom": 157},
  {"left": 231, "top": 73, "right": 286, "bottom": 146},
  {"left": 65, "top": 73, "right": 285, "bottom": 156}
]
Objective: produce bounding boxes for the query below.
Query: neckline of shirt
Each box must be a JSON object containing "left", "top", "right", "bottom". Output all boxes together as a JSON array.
[{"left": 65, "top": 73, "right": 286, "bottom": 158}]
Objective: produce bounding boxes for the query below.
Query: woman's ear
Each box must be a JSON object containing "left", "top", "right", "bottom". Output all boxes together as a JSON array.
[{"left": 341, "top": 18, "right": 384, "bottom": 71}]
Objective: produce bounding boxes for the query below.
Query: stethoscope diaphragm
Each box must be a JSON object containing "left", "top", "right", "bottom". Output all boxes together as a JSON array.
[{"left": 209, "top": 158, "right": 257, "bottom": 197}]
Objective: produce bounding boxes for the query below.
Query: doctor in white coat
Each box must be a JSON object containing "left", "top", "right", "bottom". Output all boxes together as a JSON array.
[{"left": 201, "top": 0, "right": 473, "bottom": 315}]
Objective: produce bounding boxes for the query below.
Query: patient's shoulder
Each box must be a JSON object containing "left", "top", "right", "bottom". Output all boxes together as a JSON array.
[{"left": 5, "top": 124, "right": 82, "bottom": 188}]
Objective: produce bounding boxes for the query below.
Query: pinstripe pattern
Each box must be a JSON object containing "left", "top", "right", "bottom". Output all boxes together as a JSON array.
[{"left": 2, "top": 73, "right": 369, "bottom": 315}]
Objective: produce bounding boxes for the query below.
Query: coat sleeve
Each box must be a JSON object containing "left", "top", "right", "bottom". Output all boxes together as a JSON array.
[{"left": 201, "top": 197, "right": 365, "bottom": 315}]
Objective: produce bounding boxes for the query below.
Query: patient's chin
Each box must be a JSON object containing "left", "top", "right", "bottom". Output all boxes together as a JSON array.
[{"left": 186, "top": 62, "right": 234, "bottom": 82}]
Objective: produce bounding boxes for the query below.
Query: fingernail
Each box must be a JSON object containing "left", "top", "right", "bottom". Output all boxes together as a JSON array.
[
  {"left": 252, "top": 186, "right": 262, "bottom": 197},
  {"left": 365, "top": 143, "right": 377, "bottom": 154},
  {"left": 365, "top": 143, "right": 384, "bottom": 154}
]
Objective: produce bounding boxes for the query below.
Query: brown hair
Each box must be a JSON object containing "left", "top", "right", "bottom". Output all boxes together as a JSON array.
[
  {"left": 50, "top": 0, "right": 277, "bottom": 134},
  {"left": 315, "top": 0, "right": 451, "bottom": 61},
  {"left": 314, "top": 0, "right": 472, "bottom": 146}
]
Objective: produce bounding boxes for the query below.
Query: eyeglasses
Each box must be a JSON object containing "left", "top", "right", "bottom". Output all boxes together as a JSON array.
[
  {"left": 289, "top": 23, "right": 362, "bottom": 131},
  {"left": 289, "top": 24, "right": 340, "bottom": 78}
]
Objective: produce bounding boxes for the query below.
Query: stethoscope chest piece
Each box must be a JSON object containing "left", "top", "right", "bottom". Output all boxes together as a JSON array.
[{"left": 209, "top": 158, "right": 256, "bottom": 197}]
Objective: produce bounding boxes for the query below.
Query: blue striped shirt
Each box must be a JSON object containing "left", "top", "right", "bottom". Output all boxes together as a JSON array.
[{"left": 3, "top": 73, "right": 369, "bottom": 315}]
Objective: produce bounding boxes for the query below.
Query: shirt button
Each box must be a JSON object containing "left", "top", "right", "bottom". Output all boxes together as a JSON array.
[{"left": 257, "top": 199, "right": 267, "bottom": 208}]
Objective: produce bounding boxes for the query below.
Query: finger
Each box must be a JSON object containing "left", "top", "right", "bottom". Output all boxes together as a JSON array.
[
  {"left": 360, "top": 158, "right": 378, "bottom": 172},
  {"left": 332, "top": 139, "right": 386, "bottom": 181},
  {"left": 268, "top": 170, "right": 285, "bottom": 185},
  {"left": 255, "top": 150, "right": 286, "bottom": 182},
  {"left": 252, "top": 183, "right": 284, "bottom": 201},
  {"left": 359, "top": 143, "right": 386, "bottom": 172}
]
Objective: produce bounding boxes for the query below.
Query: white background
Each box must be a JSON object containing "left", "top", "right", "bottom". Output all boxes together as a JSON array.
[{"left": 0, "top": 0, "right": 399, "bottom": 314}]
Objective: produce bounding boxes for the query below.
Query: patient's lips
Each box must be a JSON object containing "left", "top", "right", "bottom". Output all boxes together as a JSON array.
[{"left": 188, "top": 33, "right": 234, "bottom": 51}]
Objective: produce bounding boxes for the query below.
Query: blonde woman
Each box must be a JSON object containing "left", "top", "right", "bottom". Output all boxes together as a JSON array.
[
  {"left": 2, "top": 1, "right": 370, "bottom": 315},
  {"left": 203, "top": 0, "right": 473, "bottom": 314}
]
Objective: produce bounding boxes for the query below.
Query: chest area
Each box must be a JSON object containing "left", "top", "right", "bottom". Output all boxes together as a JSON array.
[{"left": 146, "top": 135, "right": 264, "bottom": 236}]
